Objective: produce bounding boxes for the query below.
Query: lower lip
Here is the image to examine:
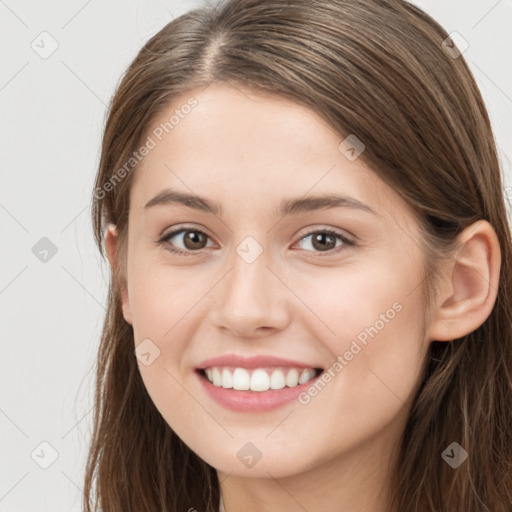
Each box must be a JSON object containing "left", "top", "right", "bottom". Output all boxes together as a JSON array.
[{"left": 195, "top": 370, "right": 323, "bottom": 412}]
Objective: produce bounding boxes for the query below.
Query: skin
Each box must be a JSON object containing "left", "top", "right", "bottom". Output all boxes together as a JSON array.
[{"left": 105, "top": 82, "right": 501, "bottom": 512}]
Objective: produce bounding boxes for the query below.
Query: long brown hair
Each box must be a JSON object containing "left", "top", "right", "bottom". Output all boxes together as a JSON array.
[{"left": 85, "top": 1, "right": 512, "bottom": 510}]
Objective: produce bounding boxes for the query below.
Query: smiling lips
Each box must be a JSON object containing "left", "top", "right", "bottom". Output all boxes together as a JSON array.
[{"left": 195, "top": 354, "right": 324, "bottom": 410}]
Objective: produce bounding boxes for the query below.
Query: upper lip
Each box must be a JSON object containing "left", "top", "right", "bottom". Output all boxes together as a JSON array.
[{"left": 196, "top": 354, "right": 324, "bottom": 370}]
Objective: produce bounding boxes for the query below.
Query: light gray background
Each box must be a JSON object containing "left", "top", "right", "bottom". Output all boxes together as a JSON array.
[{"left": 1, "top": 1, "right": 511, "bottom": 510}]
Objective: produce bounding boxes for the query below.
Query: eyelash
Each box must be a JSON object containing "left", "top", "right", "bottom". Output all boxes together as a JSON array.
[{"left": 157, "top": 226, "right": 355, "bottom": 258}]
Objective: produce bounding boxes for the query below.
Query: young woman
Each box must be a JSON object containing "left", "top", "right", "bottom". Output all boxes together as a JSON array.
[{"left": 84, "top": 1, "right": 512, "bottom": 511}]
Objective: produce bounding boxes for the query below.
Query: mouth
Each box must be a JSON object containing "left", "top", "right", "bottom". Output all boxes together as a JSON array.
[{"left": 196, "top": 366, "right": 324, "bottom": 392}]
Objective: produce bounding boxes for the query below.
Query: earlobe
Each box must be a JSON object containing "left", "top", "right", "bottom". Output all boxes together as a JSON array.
[
  {"left": 427, "top": 220, "right": 501, "bottom": 342},
  {"left": 105, "top": 224, "right": 133, "bottom": 325}
]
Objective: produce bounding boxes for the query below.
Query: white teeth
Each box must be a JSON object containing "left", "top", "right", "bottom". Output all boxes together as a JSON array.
[
  {"left": 285, "top": 368, "right": 299, "bottom": 387},
  {"left": 221, "top": 368, "right": 233, "bottom": 389},
  {"left": 212, "top": 367, "right": 222, "bottom": 387},
  {"left": 203, "top": 366, "right": 320, "bottom": 392},
  {"left": 250, "top": 369, "right": 270, "bottom": 391},
  {"left": 270, "top": 369, "right": 286, "bottom": 390},
  {"left": 232, "top": 368, "right": 250, "bottom": 390},
  {"left": 298, "top": 368, "right": 317, "bottom": 384}
]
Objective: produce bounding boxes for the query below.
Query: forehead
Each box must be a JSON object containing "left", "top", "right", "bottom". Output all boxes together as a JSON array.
[
  {"left": 130, "top": 83, "right": 417, "bottom": 229},
  {"left": 138, "top": 83, "right": 347, "bottom": 173}
]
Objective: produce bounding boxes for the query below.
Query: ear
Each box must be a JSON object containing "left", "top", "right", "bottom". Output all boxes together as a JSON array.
[
  {"left": 105, "top": 224, "right": 133, "bottom": 325},
  {"left": 427, "top": 220, "right": 501, "bottom": 342}
]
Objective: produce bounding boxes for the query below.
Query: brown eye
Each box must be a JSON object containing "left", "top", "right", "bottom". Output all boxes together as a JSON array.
[
  {"left": 311, "top": 232, "right": 337, "bottom": 251},
  {"left": 159, "top": 228, "right": 213, "bottom": 255},
  {"left": 295, "top": 229, "right": 354, "bottom": 256}
]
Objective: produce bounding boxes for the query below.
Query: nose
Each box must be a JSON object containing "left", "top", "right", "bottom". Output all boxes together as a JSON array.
[{"left": 210, "top": 247, "right": 291, "bottom": 338}]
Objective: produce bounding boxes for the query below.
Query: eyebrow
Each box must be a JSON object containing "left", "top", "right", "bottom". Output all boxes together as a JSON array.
[{"left": 144, "top": 188, "right": 378, "bottom": 217}]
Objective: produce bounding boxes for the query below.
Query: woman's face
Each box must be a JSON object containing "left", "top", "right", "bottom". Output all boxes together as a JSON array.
[{"left": 115, "top": 82, "right": 433, "bottom": 479}]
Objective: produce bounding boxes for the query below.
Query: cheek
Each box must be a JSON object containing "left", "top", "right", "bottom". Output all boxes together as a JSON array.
[
  {"left": 295, "top": 258, "right": 428, "bottom": 401},
  {"left": 127, "top": 262, "right": 205, "bottom": 420},
  {"left": 127, "top": 258, "right": 209, "bottom": 341},
  {"left": 293, "top": 256, "right": 419, "bottom": 339},
  {"left": 286, "top": 271, "right": 427, "bottom": 460},
  {"left": 127, "top": 260, "right": 217, "bottom": 405}
]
